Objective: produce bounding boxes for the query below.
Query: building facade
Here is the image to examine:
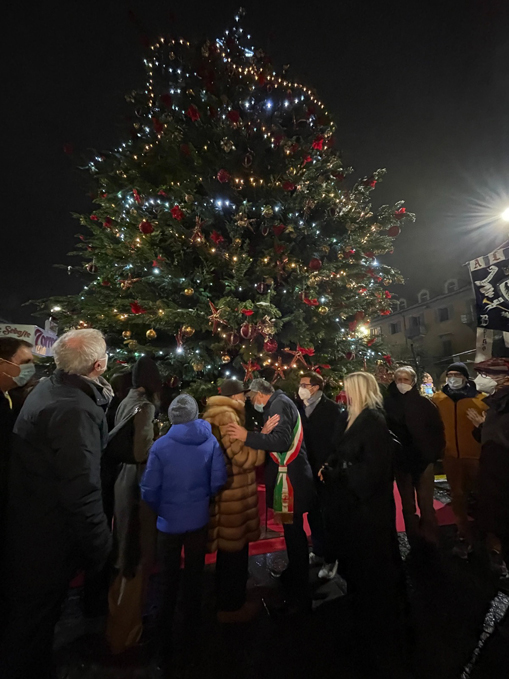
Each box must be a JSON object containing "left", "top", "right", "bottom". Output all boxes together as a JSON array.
[{"left": 370, "top": 278, "right": 477, "bottom": 380}]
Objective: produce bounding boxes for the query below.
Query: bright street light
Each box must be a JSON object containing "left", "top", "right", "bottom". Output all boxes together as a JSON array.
[{"left": 501, "top": 207, "right": 509, "bottom": 222}]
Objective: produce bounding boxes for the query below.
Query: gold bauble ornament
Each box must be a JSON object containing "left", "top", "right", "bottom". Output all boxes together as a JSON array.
[
  {"left": 146, "top": 328, "right": 157, "bottom": 340},
  {"left": 182, "top": 325, "right": 195, "bottom": 337},
  {"left": 262, "top": 205, "right": 273, "bottom": 218},
  {"left": 184, "top": 288, "right": 194, "bottom": 296},
  {"left": 318, "top": 306, "right": 329, "bottom": 315},
  {"left": 192, "top": 360, "right": 205, "bottom": 372},
  {"left": 221, "top": 352, "right": 231, "bottom": 364},
  {"left": 185, "top": 194, "right": 194, "bottom": 203},
  {"left": 127, "top": 339, "right": 138, "bottom": 350},
  {"left": 122, "top": 330, "right": 132, "bottom": 339}
]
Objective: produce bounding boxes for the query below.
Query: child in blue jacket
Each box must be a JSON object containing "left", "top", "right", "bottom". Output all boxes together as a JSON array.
[{"left": 140, "top": 393, "right": 226, "bottom": 665}]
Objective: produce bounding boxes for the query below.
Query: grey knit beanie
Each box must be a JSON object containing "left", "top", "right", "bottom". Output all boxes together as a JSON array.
[{"left": 168, "top": 394, "right": 199, "bottom": 424}]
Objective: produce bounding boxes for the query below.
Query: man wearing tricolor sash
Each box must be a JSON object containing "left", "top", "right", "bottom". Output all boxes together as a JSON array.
[{"left": 225, "top": 379, "right": 315, "bottom": 614}]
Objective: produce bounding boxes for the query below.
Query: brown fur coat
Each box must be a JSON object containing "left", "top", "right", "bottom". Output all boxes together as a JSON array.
[{"left": 203, "top": 396, "right": 264, "bottom": 552}]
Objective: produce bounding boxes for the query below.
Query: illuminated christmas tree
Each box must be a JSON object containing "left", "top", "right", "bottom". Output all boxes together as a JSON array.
[{"left": 45, "top": 12, "right": 412, "bottom": 396}]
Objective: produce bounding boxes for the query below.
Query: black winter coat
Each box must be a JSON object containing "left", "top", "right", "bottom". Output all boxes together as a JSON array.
[
  {"left": 477, "top": 386, "right": 509, "bottom": 536},
  {"left": 384, "top": 381, "right": 445, "bottom": 478},
  {"left": 297, "top": 392, "right": 345, "bottom": 476},
  {"left": 4, "top": 370, "right": 112, "bottom": 587},
  {"left": 246, "top": 390, "right": 315, "bottom": 515},
  {"left": 0, "top": 392, "right": 15, "bottom": 534},
  {"left": 323, "top": 408, "right": 403, "bottom": 592}
]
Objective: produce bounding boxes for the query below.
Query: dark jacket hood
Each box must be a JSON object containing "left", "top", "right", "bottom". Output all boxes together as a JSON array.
[{"left": 166, "top": 418, "right": 212, "bottom": 445}]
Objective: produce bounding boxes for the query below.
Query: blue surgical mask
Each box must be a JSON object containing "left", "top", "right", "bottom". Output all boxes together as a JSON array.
[
  {"left": 254, "top": 402, "right": 264, "bottom": 413},
  {"left": 12, "top": 362, "right": 36, "bottom": 387}
]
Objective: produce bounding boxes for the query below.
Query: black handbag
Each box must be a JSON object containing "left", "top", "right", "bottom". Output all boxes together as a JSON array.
[{"left": 104, "top": 406, "right": 142, "bottom": 465}]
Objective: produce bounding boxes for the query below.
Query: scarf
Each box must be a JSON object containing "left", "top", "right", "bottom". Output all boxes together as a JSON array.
[{"left": 268, "top": 414, "right": 303, "bottom": 525}]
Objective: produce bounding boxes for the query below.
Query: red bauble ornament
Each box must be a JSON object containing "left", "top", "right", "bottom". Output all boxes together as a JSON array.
[
  {"left": 90, "top": 215, "right": 98, "bottom": 222},
  {"left": 160, "top": 93, "right": 172, "bottom": 108},
  {"left": 139, "top": 220, "right": 154, "bottom": 234},
  {"left": 166, "top": 375, "right": 180, "bottom": 389},
  {"left": 385, "top": 291, "right": 392, "bottom": 299},
  {"left": 264, "top": 338, "right": 278, "bottom": 353},
  {"left": 309, "top": 257, "right": 322, "bottom": 271},
  {"left": 255, "top": 282, "right": 267, "bottom": 294},
  {"left": 217, "top": 169, "right": 231, "bottom": 183},
  {"left": 86, "top": 262, "right": 98, "bottom": 274},
  {"left": 101, "top": 279, "right": 111, "bottom": 287},
  {"left": 227, "top": 110, "right": 240, "bottom": 123},
  {"left": 186, "top": 105, "right": 200, "bottom": 122},
  {"left": 273, "top": 224, "right": 285, "bottom": 237},
  {"left": 152, "top": 117, "right": 164, "bottom": 134},
  {"left": 387, "top": 225, "right": 401, "bottom": 238},
  {"left": 171, "top": 205, "right": 184, "bottom": 221},
  {"left": 345, "top": 351, "right": 354, "bottom": 361},
  {"left": 283, "top": 181, "right": 296, "bottom": 192},
  {"left": 240, "top": 322, "right": 257, "bottom": 341},
  {"left": 103, "top": 217, "right": 113, "bottom": 228}
]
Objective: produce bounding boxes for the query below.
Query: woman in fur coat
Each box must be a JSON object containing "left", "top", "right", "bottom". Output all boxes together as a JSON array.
[{"left": 203, "top": 378, "right": 278, "bottom": 622}]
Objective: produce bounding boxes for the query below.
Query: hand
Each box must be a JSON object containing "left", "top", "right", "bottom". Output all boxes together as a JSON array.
[
  {"left": 467, "top": 409, "right": 486, "bottom": 427},
  {"left": 225, "top": 422, "right": 248, "bottom": 442},
  {"left": 261, "top": 414, "right": 280, "bottom": 434}
]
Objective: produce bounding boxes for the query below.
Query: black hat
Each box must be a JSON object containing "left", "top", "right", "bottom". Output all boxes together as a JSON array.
[
  {"left": 220, "top": 378, "right": 248, "bottom": 396},
  {"left": 446, "top": 362, "right": 469, "bottom": 380},
  {"left": 132, "top": 356, "right": 162, "bottom": 394}
]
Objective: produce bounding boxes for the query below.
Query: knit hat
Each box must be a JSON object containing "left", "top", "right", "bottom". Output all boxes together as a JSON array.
[
  {"left": 132, "top": 356, "right": 162, "bottom": 395},
  {"left": 220, "top": 378, "right": 248, "bottom": 396},
  {"left": 474, "top": 357, "right": 509, "bottom": 375},
  {"left": 168, "top": 394, "right": 199, "bottom": 424},
  {"left": 446, "top": 362, "right": 469, "bottom": 380}
]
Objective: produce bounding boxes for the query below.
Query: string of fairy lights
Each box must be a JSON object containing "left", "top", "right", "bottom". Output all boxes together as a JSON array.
[{"left": 52, "top": 12, "right": 404, "bottom": 384}]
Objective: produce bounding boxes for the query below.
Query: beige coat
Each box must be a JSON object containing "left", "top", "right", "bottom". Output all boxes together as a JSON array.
[{"left": 202, "top": 396, "right": 265, "bottom": 552}]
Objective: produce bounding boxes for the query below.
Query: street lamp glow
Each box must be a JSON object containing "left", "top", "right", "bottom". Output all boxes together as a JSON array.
[{"left": 501, "top": 207, "right": 509, "bottom": 222}]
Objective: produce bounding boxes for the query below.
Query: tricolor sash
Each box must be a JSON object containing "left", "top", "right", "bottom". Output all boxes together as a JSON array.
[{"left": 269, "top": 415, "right": 303, "bottom": 524}]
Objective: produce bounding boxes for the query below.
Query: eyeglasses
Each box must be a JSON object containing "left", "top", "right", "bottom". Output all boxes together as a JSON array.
[{"left": 300, "top": 383, "right": 313, "bottom": 388}]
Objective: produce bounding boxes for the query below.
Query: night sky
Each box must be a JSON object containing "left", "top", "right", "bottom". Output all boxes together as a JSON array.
[{"left": 4, "top": 0, "right": 509, "bottom": 323}]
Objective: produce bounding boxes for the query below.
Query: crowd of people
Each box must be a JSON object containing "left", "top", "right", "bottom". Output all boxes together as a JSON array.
[{"left": 1, "top": 328, "right": 509, "bottom": 678}]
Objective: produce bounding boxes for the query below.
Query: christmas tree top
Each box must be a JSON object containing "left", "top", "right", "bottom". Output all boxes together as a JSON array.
[{"left": 45, "top": 10, "right": 413, "bottom": 396}]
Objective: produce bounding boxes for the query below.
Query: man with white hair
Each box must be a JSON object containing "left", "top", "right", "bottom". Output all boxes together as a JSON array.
[
  {"left": 384, "top": 365, "right": 445, "bottom": 546},
  {"left": 0, "top": 328, "right": 112, "bottom": 679}
]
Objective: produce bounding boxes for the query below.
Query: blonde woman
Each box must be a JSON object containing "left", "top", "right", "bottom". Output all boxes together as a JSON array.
[{"left": 321, "top": 372, "right": 407, "bottom": 677}]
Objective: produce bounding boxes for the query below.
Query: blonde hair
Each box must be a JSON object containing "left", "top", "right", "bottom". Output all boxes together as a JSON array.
[
  {"left": 344, "top": 372, "right": 383, "bottom": 427},
  {"left": 393, "top": 365, "right": 417, "bottom": 385}
]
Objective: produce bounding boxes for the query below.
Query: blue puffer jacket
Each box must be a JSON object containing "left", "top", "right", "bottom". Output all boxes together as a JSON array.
[{"left": 140, "top": 419, "right": 227, "bottom": 534}]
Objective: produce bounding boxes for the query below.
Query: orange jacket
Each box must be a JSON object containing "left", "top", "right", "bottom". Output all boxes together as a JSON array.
[{"left": 432, "top": 390, "right": 488, "bottom": 459}]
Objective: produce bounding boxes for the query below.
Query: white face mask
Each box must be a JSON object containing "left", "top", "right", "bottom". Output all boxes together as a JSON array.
[
  {"left": 474, "top": 374, "right": 497, "bottom": 395},
  {"left": 397, "top": 383, "right": 413, "bottom": 394},
  {"left": 298, "top": 387, "right": 312, "bottom": 402},
  {"left": 447, "top": 376, "right": 466, "bottom": 390}
]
